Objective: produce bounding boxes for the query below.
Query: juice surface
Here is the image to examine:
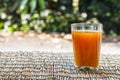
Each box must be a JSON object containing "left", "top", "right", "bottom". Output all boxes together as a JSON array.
[{"left": 72, "top": 30, "right": 102, "bottom": 68}]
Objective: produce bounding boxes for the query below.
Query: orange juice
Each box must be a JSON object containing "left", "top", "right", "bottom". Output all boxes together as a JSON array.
[{"left": 72, "top": 30, "right": 102, "bottom": 68}]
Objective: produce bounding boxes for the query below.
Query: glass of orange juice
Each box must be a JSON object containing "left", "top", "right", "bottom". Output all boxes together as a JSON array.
[{"left": 71, "top": 23, "right": 102, "bottom": 70}]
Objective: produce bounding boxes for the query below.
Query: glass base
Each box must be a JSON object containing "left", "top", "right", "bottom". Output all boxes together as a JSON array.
[{"left": 75, "top": 66, "right": 98, "bottom": 71}]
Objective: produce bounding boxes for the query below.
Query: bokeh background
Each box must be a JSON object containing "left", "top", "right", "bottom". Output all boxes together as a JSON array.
[
  {"left": 0, "top": 0, "right": 120, "bottom": 52},
  {"left": 0, "top": 0, "right": 120, "bottom": 35}
]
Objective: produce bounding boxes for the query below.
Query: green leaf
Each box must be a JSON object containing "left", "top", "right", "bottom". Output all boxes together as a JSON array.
[
  {"left": 20, "top": 23, "right": 29, "bottom": 32},
  {"left": 0, "top": 22, "right": 4, "bottom": 29},
  {"left": 38, "top": 0, "right": 46, "bottom": 11},
  {"left": 20, "top": 0, "right": 29, "bottom": 11},
  {"left": 8, "top": 26, "right": 15, "bottom": 32},
  {"left": 32, "top": 13, "right": 39, "bottom": 19},
  {"left": 0, "top": 9, "right": 2, "bottom": 15},
  {"left": 29, "top": 0, "right": 37, "bottom": 13},
  {"left": 22, "top": 6, "right": 29, "bottom": 14},
  {"left": 10, "top": 0, "right": 22, "bottom": 12}
]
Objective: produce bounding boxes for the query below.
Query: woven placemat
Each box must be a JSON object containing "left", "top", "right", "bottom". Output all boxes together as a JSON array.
[{"left": 0, "top": 51, "right": 120, "bottom": 80}]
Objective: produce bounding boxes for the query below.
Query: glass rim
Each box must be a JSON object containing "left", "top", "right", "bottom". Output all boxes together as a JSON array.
[
  {"left": 71, "top": 23, "right": 103, "bottom": 27},
  {"left": 71, "top": 23, "right": 103, "bottom": 32}
]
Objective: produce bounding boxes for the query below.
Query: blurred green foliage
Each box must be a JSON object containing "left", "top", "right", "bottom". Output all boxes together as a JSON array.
[
  {"left": 0, "top": 0, "right": 120, "bottom": 35},
  {"left": 10, "top": 0, "right": 46, "bottom": 13},
  {"left": 79, "top": 0, "right": 120, "bottom": 35}
]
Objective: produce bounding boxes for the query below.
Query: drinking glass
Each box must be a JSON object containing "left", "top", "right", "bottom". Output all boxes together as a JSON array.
[{"left": 71, "top": 23, "right": 102, "bottom": 70}]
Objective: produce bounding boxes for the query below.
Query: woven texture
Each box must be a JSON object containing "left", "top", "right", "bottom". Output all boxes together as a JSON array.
[{"left": 0, "top": 51, "right": 120, "bottom": 80}]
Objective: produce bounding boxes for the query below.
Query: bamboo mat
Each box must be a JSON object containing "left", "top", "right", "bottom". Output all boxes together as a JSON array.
[{"left": 0, "top": 51, "right": 120, "bottom": 80}]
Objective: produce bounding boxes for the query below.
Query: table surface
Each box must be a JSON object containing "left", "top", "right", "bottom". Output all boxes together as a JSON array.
[{"left": 0, "top": 51, "right": 120, "bottom": 80}]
